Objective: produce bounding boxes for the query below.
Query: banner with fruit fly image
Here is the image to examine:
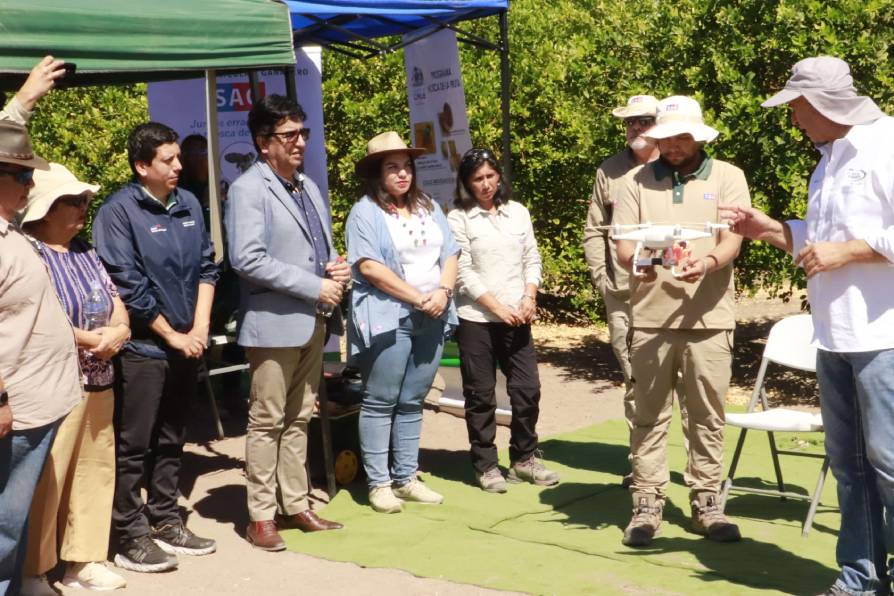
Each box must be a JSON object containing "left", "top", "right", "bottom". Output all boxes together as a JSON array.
[
  {"left": 404, "top": 29, "right": 473, "bottom": 211},
  {"left": 147, "top": 46, "right": 329, "bottom": 212}
]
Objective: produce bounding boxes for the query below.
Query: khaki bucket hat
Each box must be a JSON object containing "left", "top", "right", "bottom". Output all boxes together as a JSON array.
[{"left": 611, "top": 95, "right": 659, "bottom": 119}]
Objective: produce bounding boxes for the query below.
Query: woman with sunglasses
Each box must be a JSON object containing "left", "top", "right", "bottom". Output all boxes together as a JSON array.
[
  {"left": 19, "top": 164, "right": 130, "bottom": 592},
  {"left": 447, "top": 149, "right": 559, "bottom": 493},
  {"left": 346, "top": 131, "right": 459, "bottom": 513}
]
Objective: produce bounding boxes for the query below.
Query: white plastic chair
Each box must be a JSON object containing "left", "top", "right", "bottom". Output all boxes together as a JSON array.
[{"left": 721, "top": 314, "right": 830, "bottom": 537}]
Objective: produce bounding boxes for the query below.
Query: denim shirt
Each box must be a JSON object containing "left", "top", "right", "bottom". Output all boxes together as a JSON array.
[{"left": 346, "top": 195, "right": 459, "bottom": 356}]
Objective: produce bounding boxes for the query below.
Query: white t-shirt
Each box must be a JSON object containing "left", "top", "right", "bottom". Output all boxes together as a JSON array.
[{"left": 384, "top": 206, "right": 444, "bottom": 294}]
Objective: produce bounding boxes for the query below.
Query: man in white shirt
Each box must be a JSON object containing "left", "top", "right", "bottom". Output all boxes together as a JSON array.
[{"left": 720, "top": 56, "right": 894, "bottom": 596}]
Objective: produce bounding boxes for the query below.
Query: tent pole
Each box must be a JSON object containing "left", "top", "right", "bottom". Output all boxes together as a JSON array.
[
  {"left": 204, "top": 69, "right": 224, "bottom": 265},
  {"left": 498, "top": 9, "right": 511, "bottom": 187},
  {"left": 283, "top": 64, "right": 298, "bottom": 102},
  {"left": 248, "top": 70, "right": 264, "bottom": 101}
]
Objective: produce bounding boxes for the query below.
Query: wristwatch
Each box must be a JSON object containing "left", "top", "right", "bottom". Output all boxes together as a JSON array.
[
  {"left": 0, "top": 390, "right": 8, "bottom": 407},
  {"left": 438, "top": 286, "right": 454, "bottom": 299}
]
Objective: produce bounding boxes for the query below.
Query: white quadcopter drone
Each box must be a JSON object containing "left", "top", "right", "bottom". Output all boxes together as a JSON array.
[{"left": 604, "top": 221, "right": 729, "bottom": 278}]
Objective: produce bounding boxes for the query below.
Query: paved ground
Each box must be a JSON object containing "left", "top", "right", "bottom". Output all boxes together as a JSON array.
[{"left": 52, "top": 294, "right": 804, "bottom": 595}]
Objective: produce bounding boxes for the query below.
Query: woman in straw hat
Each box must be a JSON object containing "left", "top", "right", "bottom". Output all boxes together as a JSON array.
[
  {"left": 19, "top": 163, "right": 130, "bottom": 593},
  {"left": 345, "top": 131, "right": 459, "bottom": 513},
  {"left": 447, "top": 148, "right": 559, "bottom": 494}
]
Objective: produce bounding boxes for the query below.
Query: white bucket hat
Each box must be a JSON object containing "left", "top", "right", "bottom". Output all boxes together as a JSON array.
[
  {"left": 645, "top": 96, "right": 719, "bottom": 143},
  {"left": 611, "top": 95, "right": 659, "bottom": 119},
  {"left": 21, "top": 163, "right": 100, "bottom": 224}
]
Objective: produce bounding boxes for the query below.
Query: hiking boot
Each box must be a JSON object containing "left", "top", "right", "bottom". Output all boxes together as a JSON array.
[
  {"left": 507, "top": 453, "right": 560, "bottom": 486},
  {"left": 20, "top": 575, "right": 58, "bottom": 596},
  {"left": 392, "top": 478, "right": 444, "bottom": 504},
  {"left": 476, "top": 467, "right": 508, "bottom": 493},
  {"left": 369, "top": 485, "right": 403, "bottom": 513},
  {"left": 622, "top": 493, "right": 663, "bottom": 547},
  {"left": 62, "top": 561, "right": 127, "bottom": 591},
  {"left": 114, "top": 534, "right": 178, "bottom": 573},
  {"left": 151, "top": 521, "right": 217, "bottom": 555},
  {"left": 690, "top": 493, "right": 741, "bottom": 542}
]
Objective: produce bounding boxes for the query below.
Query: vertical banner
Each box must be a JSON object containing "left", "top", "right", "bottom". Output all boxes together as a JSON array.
[
  {"left": 147, "top": 46, "right": 328, "bottom": 209},
  {"left": 404, "top": 29, "right": 473, "bottom": 211},
  {"left": 148, "top": 47, "right": 340, "bottom": 354}
]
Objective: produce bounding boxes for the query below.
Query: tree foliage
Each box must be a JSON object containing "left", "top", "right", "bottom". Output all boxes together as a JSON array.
[{"left": 25, "top": 0, "right": 894, "bottom": 322}]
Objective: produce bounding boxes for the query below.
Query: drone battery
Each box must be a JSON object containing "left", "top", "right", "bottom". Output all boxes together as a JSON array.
[{"left": 637, "top": 257, "right": 664, "bottom": 268}]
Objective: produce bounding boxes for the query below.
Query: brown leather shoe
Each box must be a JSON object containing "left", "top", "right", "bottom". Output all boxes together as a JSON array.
[
  {"left": 245, "top": 520, "right": 286, "bottom": 551},
  {"left": 276, "top": 510, "right": 343, "bottom": 532}
]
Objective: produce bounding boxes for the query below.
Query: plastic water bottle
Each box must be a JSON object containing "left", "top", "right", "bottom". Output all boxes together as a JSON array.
[{"left": 83, "top": 280, "right": 110, "bottom": 330}]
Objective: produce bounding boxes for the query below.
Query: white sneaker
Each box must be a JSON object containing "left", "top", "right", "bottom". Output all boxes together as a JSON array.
[
  {"left": 392, "top": 479, "right": 444, "bottom": 504},
  {"left": 63, "top": 561, "right": 127, "bottom": 591},
  {"left": 369, "top": 485, "right": 403, "bottom": 513},
  {"left": 20, "top": 575, "right": 58, "bottom": 596}
]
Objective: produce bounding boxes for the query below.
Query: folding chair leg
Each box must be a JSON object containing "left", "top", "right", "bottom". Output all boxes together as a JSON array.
[
  {"left": 801, "top": 455, "right": 830, "bottom": 537},
  {"left": 203, "top": 373, "right": 225, "bottom": 441},
  {"left": 722, "top": 427, "right": 749, "bottom": 506},
  {"left": 767, "top": 431, "right": 786, "bottom": 500}
]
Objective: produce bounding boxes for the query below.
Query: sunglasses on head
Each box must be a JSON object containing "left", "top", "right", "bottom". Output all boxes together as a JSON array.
[
  {"left": 0, "top": 167, "right": 34, "bottom": 185},
  {"left": 269, "top": 128, "right": 311, "bottom": 143},
  {"left": 624, "top": 117, "right": 656, "bottom": 128}
]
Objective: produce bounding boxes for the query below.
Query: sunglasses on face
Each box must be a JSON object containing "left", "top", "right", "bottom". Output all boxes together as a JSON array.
[
  {"left": 624, "top": 117, "right": 656, "bottom": 128},
  {"left": 269, "top": 128, "right": 311, "bottom": 143},
  {"left": 57, "top": 195, "right": 90, "bottom": 208},
  {"left": 0, "top": 167, "right": 34, "bottom": 185}
]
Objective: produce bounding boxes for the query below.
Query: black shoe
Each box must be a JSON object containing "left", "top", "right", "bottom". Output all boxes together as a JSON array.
[
  {"left": 151, "top": 521, "right": 217, "bottom": 556},
  {"left": 114, "top": 535, "right": 178, "bottom": 573}
]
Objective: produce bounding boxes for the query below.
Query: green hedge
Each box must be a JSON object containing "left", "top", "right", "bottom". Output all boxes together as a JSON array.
[{"left": 27, "top": 0, "right": 894, "bottom": 323}]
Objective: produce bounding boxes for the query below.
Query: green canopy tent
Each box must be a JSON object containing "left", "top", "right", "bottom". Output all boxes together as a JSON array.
[
  {"left": 0, "top": 0, "right": 295, "bottom": 89},
  {"left": 0, "top": 0, "right": 297, "bottom": 260}
]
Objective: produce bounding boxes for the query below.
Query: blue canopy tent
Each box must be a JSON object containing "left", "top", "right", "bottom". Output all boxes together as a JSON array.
[{"left": 282, "top": 0, "right": 513, "bottom": 180}]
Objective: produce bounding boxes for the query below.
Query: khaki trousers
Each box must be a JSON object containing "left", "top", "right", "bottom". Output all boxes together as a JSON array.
[
  {"left": 24, "top": 389, "right": 115, "bottom": 574},
  {"left": 629, "top": 328, "right": 732, "bottom": 499},
  {"left": 245, "top": 321, "right": 323, "bottom": 521},
  {"left": 604, "top": 292, "right": 690, "bottom": 451}
]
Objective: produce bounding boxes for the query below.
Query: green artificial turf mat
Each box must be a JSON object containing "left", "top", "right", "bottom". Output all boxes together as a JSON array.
[{"left": 284, "top": 415, "right": 839, "bottom": 595}]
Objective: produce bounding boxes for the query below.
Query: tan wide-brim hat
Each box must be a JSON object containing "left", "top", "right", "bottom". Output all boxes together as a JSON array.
[
  {"left": 21, "top": 163, "right": 100, "bottom": 224},
  {"left": 0, "top": 120, "right": 49, "bottom": 169},
  {"left": 355, "top": 131, "right": 426, "bottom": 178},
  {"left": 645, "top": 95, "right": 719, "bottom": 143},
  {"left": 611, "top": 94, "right": 659, "bottom": 118}
]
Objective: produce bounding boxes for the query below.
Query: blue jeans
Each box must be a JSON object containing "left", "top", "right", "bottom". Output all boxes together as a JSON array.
[
  {"left": 817, "top": 348, "right": 894, "bottom": 596},
  {"left": 357, "top": 311, "right": 445, "bottom": 488},
  {"left": 0, "top": 421, "right": 59, "bottom": 595}
]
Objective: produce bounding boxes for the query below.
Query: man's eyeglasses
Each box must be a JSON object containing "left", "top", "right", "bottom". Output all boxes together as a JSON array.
[
  {"left": 269, "top": 128, "right": 311, "bottom": 143},
  {"left": 0, "top": 167, "right": 34, "bottom": 185},
  {"left": 624, "top": 117, "right": 656, "bottom": 128},
  {"left": 57, "top": 194, "right": 90, "bottom": 208}
]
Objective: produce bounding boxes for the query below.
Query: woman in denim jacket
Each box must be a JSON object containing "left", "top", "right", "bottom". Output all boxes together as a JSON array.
[{"left": 346, "top": 131, "right": 459, "bottom": 513}]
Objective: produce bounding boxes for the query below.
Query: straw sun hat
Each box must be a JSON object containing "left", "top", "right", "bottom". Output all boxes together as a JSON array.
[
  {"left": 355, "top": 131, "right": 426, "bottom": 178},
  {"left": 21, "top": 163, "right": 100, "bottom": 224}
]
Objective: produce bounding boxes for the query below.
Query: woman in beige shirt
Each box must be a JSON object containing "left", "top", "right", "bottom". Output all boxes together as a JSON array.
[{"left": 447, "top": 149, "right": 559, "bottom": 493}]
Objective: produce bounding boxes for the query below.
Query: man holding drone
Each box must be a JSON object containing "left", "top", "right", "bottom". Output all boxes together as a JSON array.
[{"left": 613, "top": 96, "right": 750, "bottom": 547}]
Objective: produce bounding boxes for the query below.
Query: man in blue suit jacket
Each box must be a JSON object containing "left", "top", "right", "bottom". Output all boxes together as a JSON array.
[{"left": 226, "top": 95, "right": 348, "bottom": 551}]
